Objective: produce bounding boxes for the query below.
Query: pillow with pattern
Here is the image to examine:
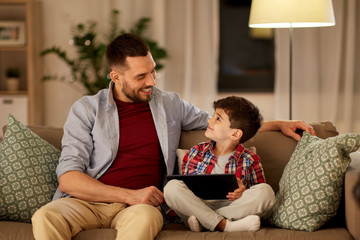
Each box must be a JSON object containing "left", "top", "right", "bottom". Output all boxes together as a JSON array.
[
  {"left": 0, "top": 114, "right": 60, "bottom": 223},
  {"left": 264, "top": 132, "right": 360, "bottom": 231}
]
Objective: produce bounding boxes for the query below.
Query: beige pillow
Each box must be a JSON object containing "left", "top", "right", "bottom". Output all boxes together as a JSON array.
[{"left": 176, "top": 149, "right": 189, "bottom": 174}]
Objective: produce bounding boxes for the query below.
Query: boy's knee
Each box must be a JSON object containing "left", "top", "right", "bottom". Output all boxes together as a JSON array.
[
  {"left": 259, "top": 184, "right": 275, "bottom": 199},
  {"left": 164, "top": 179, "right": 183, "bottom": 200},
  {"left": 255, "top": 183, "right": 276, "bottom": 208}
]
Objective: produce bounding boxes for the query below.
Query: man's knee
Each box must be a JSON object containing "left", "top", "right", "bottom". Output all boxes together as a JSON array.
[
  {"left": 32, "top": 201, "right": 61, "bottom": 223},
  {"left": 113, "top": 204, "right": 163, "bottom": 239}
]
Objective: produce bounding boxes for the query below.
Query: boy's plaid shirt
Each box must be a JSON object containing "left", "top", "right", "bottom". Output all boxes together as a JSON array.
[{"left": 182, "top": 140, "right": 266, "bottom": 188}]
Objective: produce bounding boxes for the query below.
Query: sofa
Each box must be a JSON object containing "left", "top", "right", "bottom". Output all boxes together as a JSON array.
[{"left": 1, "top": 121, "right": 360, "bottom": 240}]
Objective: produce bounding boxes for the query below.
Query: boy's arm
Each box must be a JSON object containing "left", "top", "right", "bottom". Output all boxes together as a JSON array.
[
  {"left": 181, "top": 142, "right": 210, "bottom": 175},
  {"left": 181, "top": 151, "right": 190, "bottom": 175},
  {"left": 238, "top": 152, "right": 266, "bottom": 188},
  {"left": 227, "top": 178, "right": 246, "bottom": 201},
  {"left": 228, "top": 153, "right": 265, "bottom": 201}
]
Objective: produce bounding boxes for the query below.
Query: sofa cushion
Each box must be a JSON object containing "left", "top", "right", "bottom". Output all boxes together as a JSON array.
[
  {"left": 264, "top": 132, "right": 360, "bottom": 231},
  {"left": 179, "top": 122, "right": 339, "bottom": 193},
  {"left": 0, "top": 115, "right": 60, "bottom": 223}
]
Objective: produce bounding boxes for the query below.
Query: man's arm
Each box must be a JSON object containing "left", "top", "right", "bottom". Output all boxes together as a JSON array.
[
  {"left": 259, "top": 120, "right": 316, "bottom": 141},
  {"left": 58, "top": 171, "right": 164, "bottom": 207}
]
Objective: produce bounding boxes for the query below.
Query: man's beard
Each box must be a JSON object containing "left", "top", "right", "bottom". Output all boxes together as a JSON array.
[{"left": 122, "top": 81, "right": 153, "bottom": 103}]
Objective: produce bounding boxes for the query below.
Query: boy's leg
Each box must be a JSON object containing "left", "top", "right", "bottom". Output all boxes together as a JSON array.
[
  {"left": 215, "top": 183, "right": 276, "bottom": 220},
  {"left": 164, "top": 179, "right": 223, "bottom": 231},
  {"left": 32, "top": 198, "right": 127, "bottom": 240},
  {"left": 110, "top": 204, "right": 163, "bottom": 240}
]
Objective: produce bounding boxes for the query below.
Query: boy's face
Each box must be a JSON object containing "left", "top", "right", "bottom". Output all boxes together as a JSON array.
[{"left": 205, "top": 108, "right": 236, "bottom": 143}]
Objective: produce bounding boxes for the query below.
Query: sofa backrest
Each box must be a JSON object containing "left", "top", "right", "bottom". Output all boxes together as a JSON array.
[
  {"left": 179, "top": 122, "right": 339, "bottom": 193},
  {"left": 2, "top": 125, "right": 64, "bottom": 150},
  {"left": 2, "top": 121, "right": 339, "bottom": 193}
]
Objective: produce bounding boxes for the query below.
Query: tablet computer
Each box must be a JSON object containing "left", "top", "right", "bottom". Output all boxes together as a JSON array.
[{"left": 166, "top": 174, "right": 238, "bottom": 200}]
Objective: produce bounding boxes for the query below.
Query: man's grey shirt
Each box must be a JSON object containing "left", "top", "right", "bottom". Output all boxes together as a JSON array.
[{"left": 53, "top": 83, "right": 209, "bottom": 200}]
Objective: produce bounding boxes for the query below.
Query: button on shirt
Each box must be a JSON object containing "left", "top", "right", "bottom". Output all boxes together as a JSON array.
[{"left": 182, "top": 140, "right": 266, "bottom": 188}]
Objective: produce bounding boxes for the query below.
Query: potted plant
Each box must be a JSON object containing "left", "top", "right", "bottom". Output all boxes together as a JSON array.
[
  {"left": 5, "top": 67, "right": 20, "bottom": 92},
  {"left": 41, "top": 10, "right": 168, "bottom": 95}
]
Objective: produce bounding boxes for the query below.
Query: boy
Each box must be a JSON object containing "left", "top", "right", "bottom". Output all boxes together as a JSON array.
[{"left": 164, "top": 96, "right": 276, "bottom": 232}]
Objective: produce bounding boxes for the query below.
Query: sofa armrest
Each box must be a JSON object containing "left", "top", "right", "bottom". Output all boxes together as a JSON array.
[{"left": 345, "top": 151, "right": 360, "bottom": 240}]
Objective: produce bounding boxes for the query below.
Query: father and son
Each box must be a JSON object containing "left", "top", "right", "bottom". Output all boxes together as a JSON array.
[{"left": 31, "top": 33, "right": 316, "bottom": 240}]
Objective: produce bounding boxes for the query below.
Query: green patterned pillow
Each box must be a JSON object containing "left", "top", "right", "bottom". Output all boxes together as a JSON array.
[
  {"left": 0, "top": 115, "right": 60, "bottom": 223},
  {"left": 264, "top": 132, "right": 360, "bottom": 231}
]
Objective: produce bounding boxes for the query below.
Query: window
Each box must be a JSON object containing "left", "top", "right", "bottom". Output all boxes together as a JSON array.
[{"left": 218, "top": 0, "right": 275, "bottom": 92}]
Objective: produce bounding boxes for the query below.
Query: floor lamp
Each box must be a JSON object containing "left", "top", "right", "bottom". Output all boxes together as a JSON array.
[{"left": 248, "top": 0, "right": 335, "bottom": 120}]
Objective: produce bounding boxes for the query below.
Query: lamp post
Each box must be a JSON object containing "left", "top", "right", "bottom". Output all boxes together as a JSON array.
[{"left": 248, "top": 0, "right": 335, "bottom": 120}]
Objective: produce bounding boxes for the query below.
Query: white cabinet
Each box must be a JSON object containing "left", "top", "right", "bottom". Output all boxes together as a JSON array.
[
  {"left": 0, "top": 95, "right": 28, "bottom": 138},
  {"left": 0, "top": 0, "right": 42, "bottom": 127}
]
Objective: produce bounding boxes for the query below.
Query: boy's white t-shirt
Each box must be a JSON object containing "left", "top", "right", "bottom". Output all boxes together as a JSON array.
[{"left": 211, "top": 151, "right": 235, "bottom": 174}]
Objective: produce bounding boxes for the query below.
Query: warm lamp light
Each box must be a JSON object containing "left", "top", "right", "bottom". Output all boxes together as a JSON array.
[{"left": 249, "top": 0, "right": 335, "bottom": 119}]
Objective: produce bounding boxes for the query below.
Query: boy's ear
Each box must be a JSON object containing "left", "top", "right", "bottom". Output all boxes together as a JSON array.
[{"left": 231, "top": 129, "right": 243, "bottom": 141}]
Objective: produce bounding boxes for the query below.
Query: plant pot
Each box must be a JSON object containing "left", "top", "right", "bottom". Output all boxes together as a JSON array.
[{"left": 6, "top": 77, "right": 20, "bottom": 92}]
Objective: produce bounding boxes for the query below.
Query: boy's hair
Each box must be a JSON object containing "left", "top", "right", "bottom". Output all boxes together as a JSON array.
[
  {"left": 213, "top": 96, "right": 263, "bottom": 143},
  {"left": 106, "top": 33, "right": 149, "bottom": 69}
]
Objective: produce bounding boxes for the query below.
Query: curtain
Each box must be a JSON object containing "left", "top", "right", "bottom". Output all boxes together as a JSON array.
[
  {"left": 42, "top": 0, "right": 218, "bottom": 126},
  {"left": 274, "top": 0, "right": 360, "bottom": 133},
  {"left": 161, "top": 0, "right": 219, "bottom": 113},
  {"left": 112, "top": 0, "right": 219, "bottom": 113}
]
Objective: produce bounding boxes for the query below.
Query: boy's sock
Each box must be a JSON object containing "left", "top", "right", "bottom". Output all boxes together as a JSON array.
[
  {"left": 187, "top": 215, "right": 204, "bottom": 232},
  {"left": 224, "top": 215, "right": 260, "bottom": 232}
]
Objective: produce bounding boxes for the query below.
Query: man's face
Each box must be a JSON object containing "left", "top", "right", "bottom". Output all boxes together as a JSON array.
[{"left": 111, "top": 52, "right": 157, "bottom": 103}]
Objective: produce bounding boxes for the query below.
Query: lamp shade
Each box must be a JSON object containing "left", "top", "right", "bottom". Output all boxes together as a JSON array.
[{"left": 249, "top": 0, "right": 335, "bottom": 28}]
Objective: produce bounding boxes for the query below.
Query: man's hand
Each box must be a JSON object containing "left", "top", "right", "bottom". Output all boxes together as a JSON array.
[
  {"left": 125, "top": 186, "right": 164, "bottom": 207},
  {"left": 278, "top": 120, "right": 316, "bottom": 141},
  {"left": 227, "top": 178, "right": 246, "bottom": 201},
  {"left": 260, "top": 120, "right": 316, "bottom": 141}
]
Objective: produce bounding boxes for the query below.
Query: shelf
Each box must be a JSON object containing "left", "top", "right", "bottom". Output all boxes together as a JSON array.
[
  {"left": 0, "top": 90, "right": 27, "bottom": 95},
  {"left": 0, "top": 0, "right": 42, "bottom": 126},
  {"left": 0, "top": 46, "right": 27, "bottom": 51},
  {"left": 0, "top": 0, "right": 28, "bottom": 4}
]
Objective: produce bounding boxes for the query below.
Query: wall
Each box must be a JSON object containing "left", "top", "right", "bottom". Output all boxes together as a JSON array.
[{"left": 39, "top": 0, "right": 275, "bottom": 128}]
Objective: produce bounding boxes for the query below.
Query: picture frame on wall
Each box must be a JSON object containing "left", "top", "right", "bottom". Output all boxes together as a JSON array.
[{"left": 0, "top": 21, "right": 26, "bottom": 46}]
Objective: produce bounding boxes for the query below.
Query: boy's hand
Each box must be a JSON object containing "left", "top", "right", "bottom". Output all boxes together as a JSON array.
[{"left": 227, "top": 178, "right": 246, "bottom": 201}]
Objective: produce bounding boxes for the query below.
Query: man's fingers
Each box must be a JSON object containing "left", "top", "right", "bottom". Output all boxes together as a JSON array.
[
  {"left": 147, "top": 187, "right": 164, "bottom": 206},
  {"left": 295, "top": 120, "right": 316, "bottom": 136}
]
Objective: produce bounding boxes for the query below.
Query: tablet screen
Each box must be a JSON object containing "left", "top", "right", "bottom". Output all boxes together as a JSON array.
[{"left": 166, "top": 174, "right": 238, "bottom": 200}]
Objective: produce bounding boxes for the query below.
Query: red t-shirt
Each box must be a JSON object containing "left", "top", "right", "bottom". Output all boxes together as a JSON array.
[{"left": 98, "top": 99, "right": 165, "bottom": 190}]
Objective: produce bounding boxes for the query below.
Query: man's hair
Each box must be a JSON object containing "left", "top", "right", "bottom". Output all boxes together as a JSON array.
[
  {"left": 213, "top": 96, "right": 263, "bottom": 143},
  {"left": 106, "top": 33, "right": 149, "bottom": 69}
]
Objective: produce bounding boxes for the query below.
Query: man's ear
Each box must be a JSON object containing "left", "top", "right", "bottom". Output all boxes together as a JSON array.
[
  {"left": 110, "top": 71, "right": 122, "bottom": 83},
  {"left": 231, "top": 129, "right": 243, "bottom": 141}
]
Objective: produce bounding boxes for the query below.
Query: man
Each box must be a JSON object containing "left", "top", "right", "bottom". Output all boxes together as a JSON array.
[{"left": 32, "top": 33, "right": 316, "bottom": 240}]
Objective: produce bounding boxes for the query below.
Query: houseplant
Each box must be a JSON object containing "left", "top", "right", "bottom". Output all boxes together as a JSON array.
[
  {"left": 41, "top": 10, "right": 168, "bottom": 95},
  {"left": 5, "top": 67, "right": 20, "bottom": 92}
]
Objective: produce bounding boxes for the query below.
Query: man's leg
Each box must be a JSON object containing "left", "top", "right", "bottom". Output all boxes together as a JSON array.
[
  {"left": 110, "top": 204, "right": 163, "bottom": 240},
  {"left": 32, "top": 198, "right": 126, "bottom": 240},
  {"left": 164, "top": 179, "right": 223, "bottom": 231},
  {"left": 215, "top": 183, "right": 276, "bottom": 220}
]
